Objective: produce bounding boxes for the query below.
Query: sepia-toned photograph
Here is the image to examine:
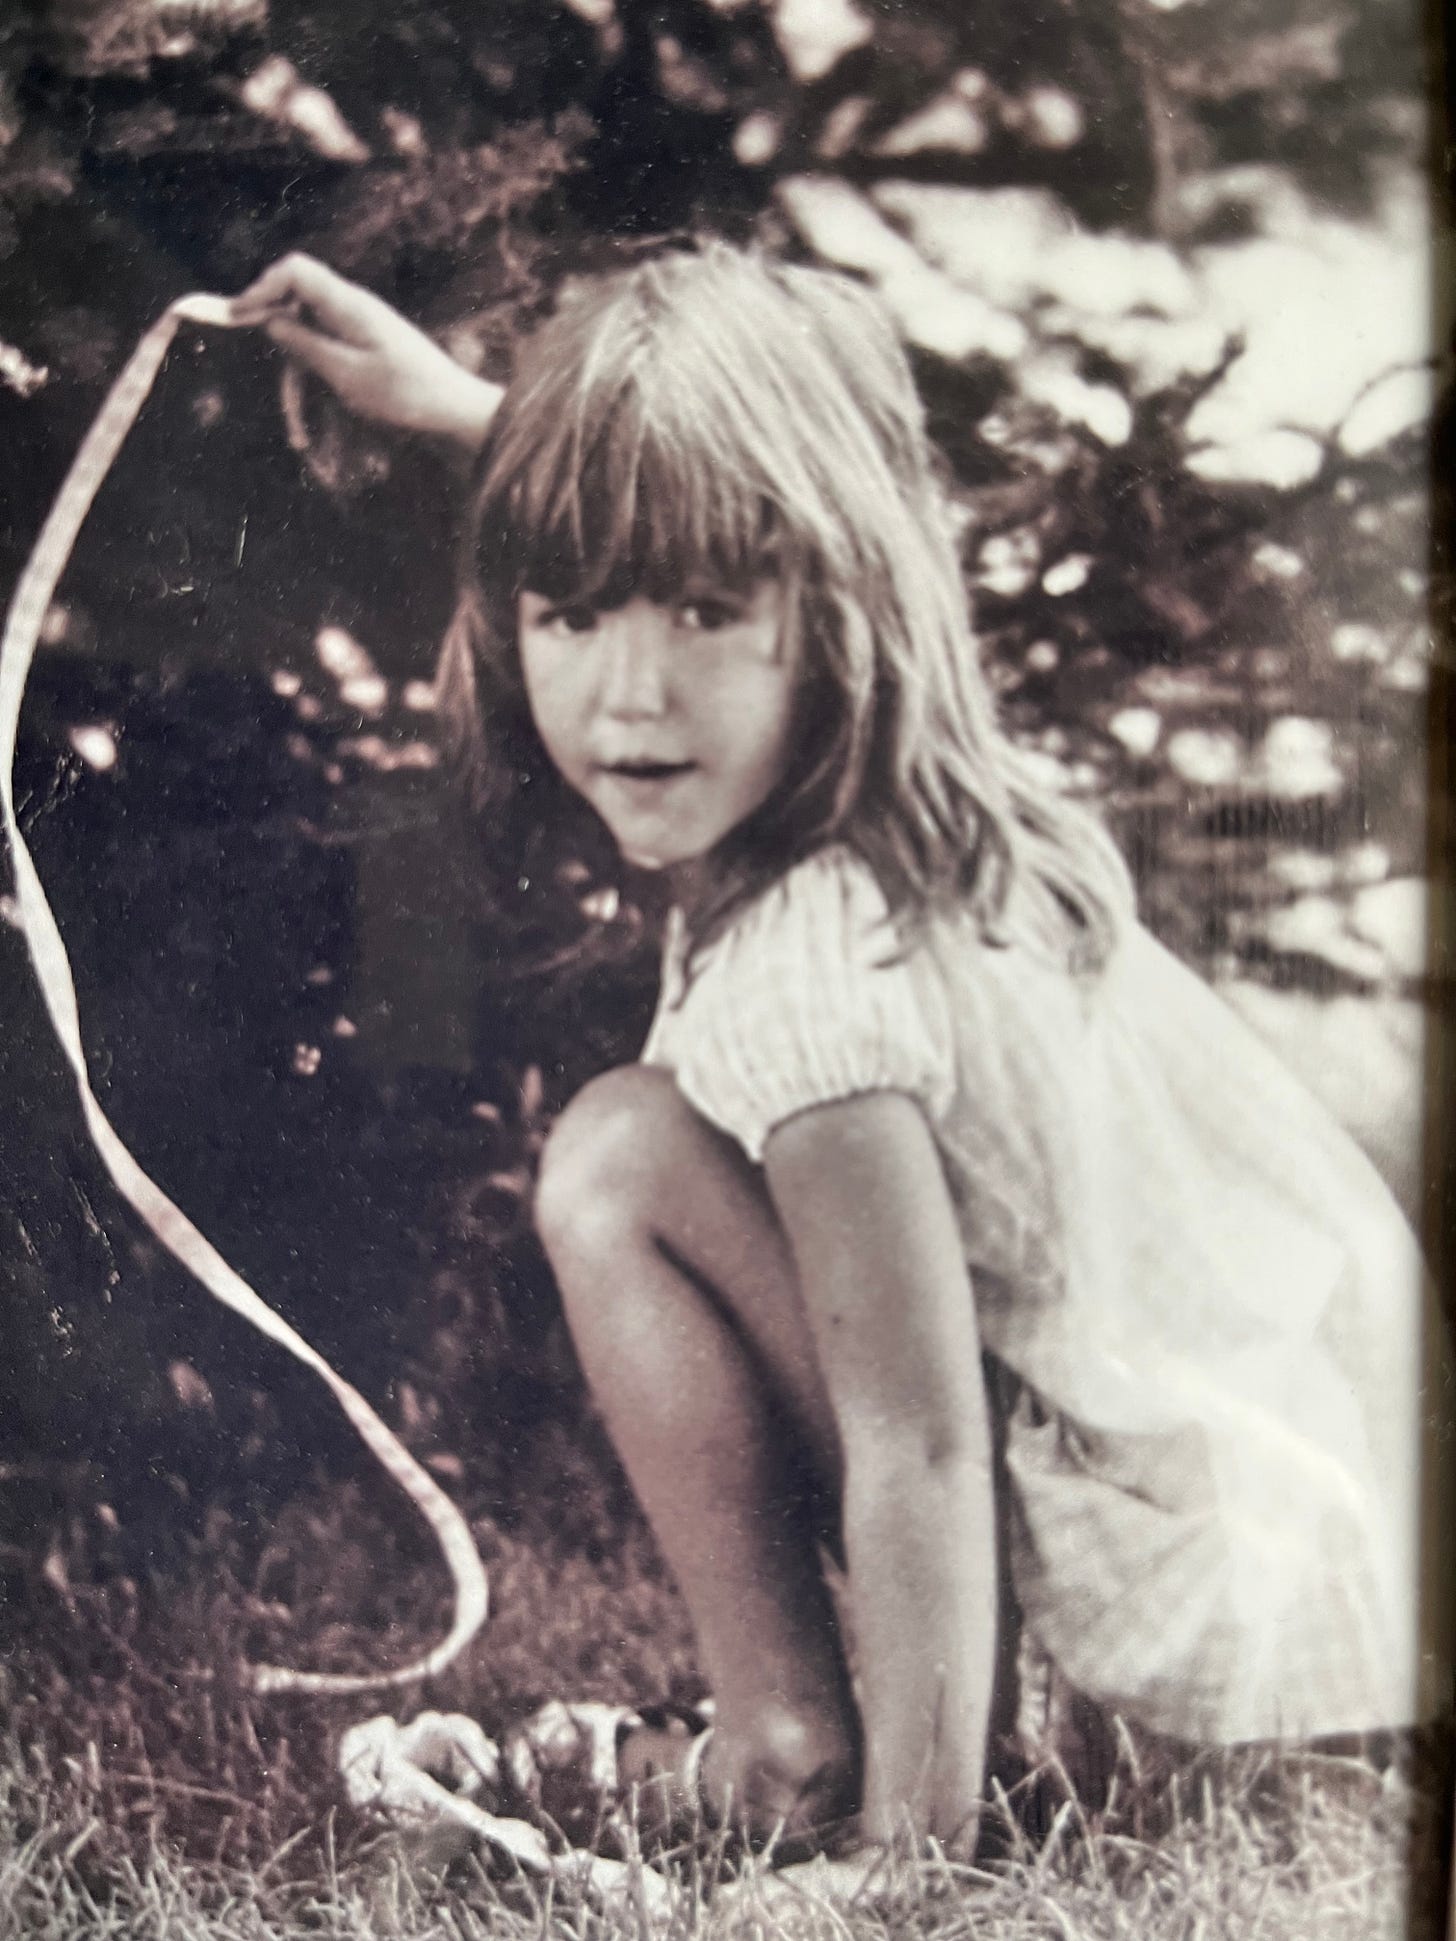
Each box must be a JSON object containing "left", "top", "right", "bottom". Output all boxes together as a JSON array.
[{"left": 1, "top": 0, "right": 1452, "bottom": 1934}]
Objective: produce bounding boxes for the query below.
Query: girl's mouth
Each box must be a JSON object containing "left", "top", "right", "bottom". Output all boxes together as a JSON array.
[{"left": 602, "top": 760, "right": 695, "bottom": 782}]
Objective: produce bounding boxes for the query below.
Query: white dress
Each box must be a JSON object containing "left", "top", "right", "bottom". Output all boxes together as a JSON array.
[{"left": 641, "top": 846, "right": 1453, "bottom": 1744}]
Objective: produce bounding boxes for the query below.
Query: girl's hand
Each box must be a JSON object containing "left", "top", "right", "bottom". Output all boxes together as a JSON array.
[
  {"left": 772, "top": 1848, "right": 892, "bottom": 1901},
  {"left": 230, "top": 253, "right": 502, "bottom": 453}
]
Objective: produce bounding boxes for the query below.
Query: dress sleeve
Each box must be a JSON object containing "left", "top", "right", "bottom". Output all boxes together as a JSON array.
[{"left": 668, "top": 851, "right": 957, "bottom": 1164}]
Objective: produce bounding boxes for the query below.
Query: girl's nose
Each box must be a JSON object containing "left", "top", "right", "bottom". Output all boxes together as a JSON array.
[{"left": 598, "top": 603, "right": 671, "bottom": 719}]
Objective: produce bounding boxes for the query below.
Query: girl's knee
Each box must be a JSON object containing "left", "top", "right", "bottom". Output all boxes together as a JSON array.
[{"left": 534, "top": 1065, "right": 684, "bottom": 1268}]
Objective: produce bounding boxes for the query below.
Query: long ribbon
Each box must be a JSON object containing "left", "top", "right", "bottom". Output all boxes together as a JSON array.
[{"left": 1, "top": 295, "right": 489, "bottom": 1697}]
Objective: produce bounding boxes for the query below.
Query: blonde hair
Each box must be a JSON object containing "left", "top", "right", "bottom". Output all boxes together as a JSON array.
[{"left": 439, "top": 243, "right": 1134, "bottom": 968}]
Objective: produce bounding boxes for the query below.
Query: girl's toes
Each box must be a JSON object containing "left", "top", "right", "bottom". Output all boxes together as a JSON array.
[
  {"left": 504, "top": 1697, "right": 716, "bottom": 1852},
  {"left": 504, "top": 1700, "right": 638, "bottom": 1838},
  {"left": 617, "top": 1705, "right": 716, "bottom": 1841}
]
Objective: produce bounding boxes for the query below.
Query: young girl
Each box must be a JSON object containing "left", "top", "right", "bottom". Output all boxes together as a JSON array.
[{"left": 235, "top": 244, "right": 1451, "bottom": 1861}]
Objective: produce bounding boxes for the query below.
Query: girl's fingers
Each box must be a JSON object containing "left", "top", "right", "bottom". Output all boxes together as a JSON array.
[
  {"left": 262, "top": 313, "right": 364, "bottom": 388},
  {"left": 270, "top": 257, "right": 386, "bottom": 345},
  {"left": 769, "top": 1849, "right": 888, "bottom": 1903},
  {"left": 231, "top": 255, "right": 490, "bottom": 439},
  {"left": 232, "top": 254, "right": 380, "bottom": 344},
  {"left": 230, "top": 257, "right": 313, "bottom": 323}
]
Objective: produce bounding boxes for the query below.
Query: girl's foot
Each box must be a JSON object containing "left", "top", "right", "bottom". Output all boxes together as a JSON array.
[
  {"left": 505, "top": 1695, "right": 860, "bottom": 1863},
  {"left": 504, "top": 1698, "right": 715, "bottom": 1851}
]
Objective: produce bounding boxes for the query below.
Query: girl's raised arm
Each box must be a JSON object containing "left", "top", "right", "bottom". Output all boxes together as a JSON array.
[
  {"left": 764, "top": 1090, "right": 999, "bottom": 1856},
  {"left": 230, "top": 253, "right": 502, "bottom": 453}
]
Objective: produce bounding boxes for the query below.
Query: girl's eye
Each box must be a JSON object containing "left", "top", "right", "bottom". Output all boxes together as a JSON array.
[
  {"left": 544, "top": 603, "right": 599, "bottom": 636},
  {"left": 677, "top": 598, "right": 740, "bottom": 632}
]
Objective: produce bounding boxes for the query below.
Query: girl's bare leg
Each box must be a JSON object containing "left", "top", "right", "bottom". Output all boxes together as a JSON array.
[{"left": 534, "top": 1065, "right": 859, "bottom": 1840}]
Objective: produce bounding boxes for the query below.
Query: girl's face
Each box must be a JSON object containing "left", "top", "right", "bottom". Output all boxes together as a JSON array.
[{"left": 518, "top": 579, "right": 799, "bottom": 882}]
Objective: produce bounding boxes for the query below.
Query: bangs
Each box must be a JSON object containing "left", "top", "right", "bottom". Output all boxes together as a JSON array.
[
  {"left": 466, "top": 247, "right": 934, "bottom": 626},
  {"left": 476, "top": 320, "right": 793, "bottom": 612}
]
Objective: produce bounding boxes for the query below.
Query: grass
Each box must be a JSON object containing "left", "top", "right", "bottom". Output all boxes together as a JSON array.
[
  {"left": 1, "top": 1455, "right": 1449, "bottom": 1940},
  {"left": 0, "top": 1726, "right": 1444, "bottom": 1940}
]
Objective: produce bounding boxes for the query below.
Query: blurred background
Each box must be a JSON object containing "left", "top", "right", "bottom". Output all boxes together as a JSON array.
[{"left": 0, "top": 0, "right": 1449, "bottom": 1766}]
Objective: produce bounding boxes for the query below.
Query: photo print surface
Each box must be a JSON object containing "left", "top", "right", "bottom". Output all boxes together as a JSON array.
[{"left": 1, "top": 1, "right": 1451, "bottom": 1935}]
